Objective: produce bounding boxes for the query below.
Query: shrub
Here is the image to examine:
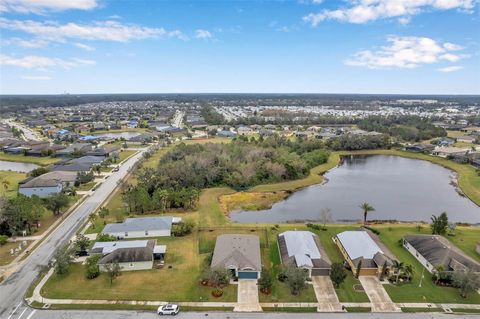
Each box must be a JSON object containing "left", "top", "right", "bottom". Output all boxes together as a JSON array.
[
  {"left": 172, "top": 218, "right": 195, "bottom": 237},
  {"left": 0, "top": 235, "right": 8, "bottom": 246},
  {"left": 330, "top": 262, "right": 347, "bottom": 288},
  {"left": 258, "top": 268, "right": 273, "bottom": 292},
  {"left": 85, "top": 255, "right": 101, "bottom": 279},
  {"left": 96, "top": 233, "right": 117, "bottom": 242}
]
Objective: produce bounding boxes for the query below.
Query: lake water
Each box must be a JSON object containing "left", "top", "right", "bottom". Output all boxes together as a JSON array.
[
  {"left": 0, "top": 160, "right": 39, "bottom": 173},
  {"left": 230, "top": 155, "right": 480, "bottom": 224},
  {"left": 98, "top": 132, "right": 141, "bottom": 140}
]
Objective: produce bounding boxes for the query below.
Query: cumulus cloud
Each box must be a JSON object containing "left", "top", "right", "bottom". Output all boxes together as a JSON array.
[
  {"left": 74, "top": 42, "right": 95, "bottom": 51},
  {"left": 344, "top": 36, "right": 467, "bottom": 69},
  {"left": 195, "top": 29, "right": 213, "bottom": 39},
  {"left": 0, "top": 0, "right": 97, "bottom": 14},
  {"left": 438, "top": 65, "right": 463, "bottom": 72},
  {"left": 0, "top": 54, "right": 95, "bottom": 70},
  {"left": 3, "top": 37, "right": 48, "bottom": 48},
  {"left": 0, "top": 18, "right": 187, "bottom": 43},
  {"left": 22, "top": 75, "right": 52, "bottom": 80},
  {"left": 303, "top": 0, "right": 475, "bottom": 25}
]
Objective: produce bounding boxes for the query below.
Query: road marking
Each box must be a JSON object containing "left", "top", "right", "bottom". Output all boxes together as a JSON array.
[
  {"left": 16, "top": 307, "right": 27, "bottom": 319},
  {"left": 7, "top": 302, "right": 22, "bottom": 319},
  {"left": 25, "top": 310, "right": 36, "bottom": 319}
]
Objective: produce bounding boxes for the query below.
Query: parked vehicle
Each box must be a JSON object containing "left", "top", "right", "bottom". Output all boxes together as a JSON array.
[
  {"left": 157, "top": 304, "right": 179, "bottom": 315},
  {"left": 112, "top": 166, "right": 120, "bottom": 172}
]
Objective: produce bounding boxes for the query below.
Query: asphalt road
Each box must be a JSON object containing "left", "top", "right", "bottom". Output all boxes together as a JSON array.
[
  {"left": 0, "top": 149, "right": 146, "bottom": 319},
  {"left": 5, "top": 309, "right": 479, "bottom": 319},
  {"left": 3, "top": 119, "right": 41, "bottom": 141}
]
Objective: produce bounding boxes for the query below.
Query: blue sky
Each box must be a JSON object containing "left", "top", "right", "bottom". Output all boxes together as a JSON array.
[{"left": 0, "top": 0, "right": 479, "bottom": 94}]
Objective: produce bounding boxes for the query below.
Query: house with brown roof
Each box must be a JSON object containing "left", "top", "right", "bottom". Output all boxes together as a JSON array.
[{"left": 211, "top": 234, "right": 261, "bottom": 280}]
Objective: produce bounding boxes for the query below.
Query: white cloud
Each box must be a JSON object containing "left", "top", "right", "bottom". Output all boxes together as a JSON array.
[
  {"left": 438, "top": 65, "right": 463, "bottom": 72},
  {"left": 344, "top": 36, "right": 466, "bottom": 69},
  {"left": 303, "top": 0, "right": 475, "bottom": 25},
  {"left": 195, "top": 29, "right": 213, "bottom": 39},
  {"left": 22, "top": 75, "right": 52, "bottom": 80},
  {"left": 74, "top": 42, "right": 95, "bottom": 51},
  {"left": 0, "top": 18, "right": 187, "bottom": 43},
  {"left": 3, "top": 37, "right": 48, "bottom": 48},
  {"left": 0, "top": 0, "right": 97, "bottom": 14},
  {"left": 0, "top": 54, "right": 95, "bottom": 70}
]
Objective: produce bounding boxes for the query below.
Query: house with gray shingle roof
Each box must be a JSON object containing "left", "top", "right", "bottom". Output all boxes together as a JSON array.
[
  {"left": 403, "top": 235, "right": 480, "bottom": 274},
  {"left": 211, "top": 234, "right": 261, "bottom": 280},
  {"left": 102, "top": 216, "right": 176, "bottom": 239},
  {"left": 278, "top": 231, "right": 331, "bottom": 277}
]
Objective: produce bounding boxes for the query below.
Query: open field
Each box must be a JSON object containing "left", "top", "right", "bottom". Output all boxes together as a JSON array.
[
  {"left": 0, "top": 170, "right": 26, "bottom": 198},
  {"left": 219, "top": 191, "right": 286, "bottom": 213},
  {"left": 0, "top": 152, "right": 60, "bottom": 165}
]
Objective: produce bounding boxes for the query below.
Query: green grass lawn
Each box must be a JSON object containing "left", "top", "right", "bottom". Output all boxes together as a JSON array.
[
  {"left": 118, "top": 150, "right": 137, "bottom": 162},
  {"left": 0, "top": 170, "right": 26, "bottom": 198},
  {"left": 0, "top": 152, "right": 60, "bottom": 165},
  {"left": 373, "top": 224, "right": 480, "bottom": 304},
  {"left": 77, "top": 181, "right": 96, "bottom": 191},
  {"left": 0, "top": 240, "right": 33, "bottom": 266}
]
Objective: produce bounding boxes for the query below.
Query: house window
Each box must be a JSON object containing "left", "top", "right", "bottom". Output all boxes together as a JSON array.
[
  {"left": 130, "top": 263, "right": 134, "bottom": 267},
  {"left": 145, "top": 231, "right": 149, "bottom": 236},
  {"left": 125, "top": 232, "right": 128, "bottom": 237}
]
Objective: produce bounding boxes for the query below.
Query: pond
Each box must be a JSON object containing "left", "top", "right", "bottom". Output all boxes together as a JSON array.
[
  {"left": 97, "top": 132, "right": 141, "bottom": 140},
  {"left": 230, "top": 155, "right": 480, "bottom": 224},
  {"left": 0, "top": 160, "right": 39, "bottom": 173}
]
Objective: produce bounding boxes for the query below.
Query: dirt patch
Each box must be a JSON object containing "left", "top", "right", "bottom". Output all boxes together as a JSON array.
[{"left": 219, "top": 191, "right": 287, "bottom": 214}]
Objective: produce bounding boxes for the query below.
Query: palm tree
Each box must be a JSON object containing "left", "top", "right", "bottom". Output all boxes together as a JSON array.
[
  {"left": 392, "top": 260, "right": 405, "bottom": 283},
  {"left": 360, "top": 202, "right": 375, "bottom": 225},
  {"left": 404, "top": 264, "right": 414, "bottom": 281}
]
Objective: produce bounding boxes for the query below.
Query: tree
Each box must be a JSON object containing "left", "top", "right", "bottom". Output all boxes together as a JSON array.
[
  {"left": 1, "top": 178, "right": 10, "bottom": 194},
  {"left": 172, "top": 218, "right": 195, "bottom": 237},
  {"left": 85, "top": 255, "right": 101, "bottom": 279},
  {"left": 74, "top": 234, "right": 90, "bottom": 252},
  {"left": 54, "top": 245, "right": 74, "bottom": 274},
  {"left": 44, "top": 193, "right": 70, "bottom": 215},
  {"left": 88, "top": 214, "right": 97, "bottom": 229},
  {"left": 392, "top": 260, "right": 405, "bottom": 283},
  {"left": 359, "top": 202, "right": 375, "bottom": 225},
  {"left": 431, "top": 212, "right": 449, "bottom": 235},
  {"left": 30, "top": 167, "right": 49, "bottom": 177},
  {"left": 0, "top": 234, "right": 8, "bottom": 246},
  {"left": 96, "top": 233, "right": 117, "bottom": 242},
  {"left": 98, "top": 206, "right": 110, "bottom": 219},
  {"left": 105, "top": 262, "right": 121, "bottom": 286},
  {"left": 453, "top": 269, "right": 480, "bottom": 298},
  {"left": 1, "top": 195, "right": 44, "bottom": 235},
  {"left": 205, "top": 268, "right": 231, "bottom": 287},
  {"left": 283, "top": 266, "right": 308, "bottom": 295},
  {"left": 355, "top": 259, "right": 363, "bottom": 278},
  {"left": 258, "top": 268, "right": 273, "bottom": 292},
  {"left": 330, "top": 262, "right": 347, "bottom": 288},
  {"left": 320, "top": 208, "right": 332, "bottom": 230}
]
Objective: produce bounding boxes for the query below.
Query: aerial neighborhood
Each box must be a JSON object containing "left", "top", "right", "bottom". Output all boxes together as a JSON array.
[{"left": 0, "top": 95, "right": 479, "bottom": 316}]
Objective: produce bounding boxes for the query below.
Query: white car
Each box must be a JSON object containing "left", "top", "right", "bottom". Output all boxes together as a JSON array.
[{"left": 157, "top": 304, "right": 179, "bottom": 315}]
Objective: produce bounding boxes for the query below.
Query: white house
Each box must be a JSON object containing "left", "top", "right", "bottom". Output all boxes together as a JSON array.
[
  {"left": 102, "top": 216, "right": 178, "bottom": 239},
  {"left": 18, "top": 171, "right": 77, "bottom": 198}
]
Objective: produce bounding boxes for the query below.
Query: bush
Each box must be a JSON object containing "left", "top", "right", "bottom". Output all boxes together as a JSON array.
[
  {"left": 85, "top": 255, "right": 101, "bottom": 279},
  {"left": 258, "top": 268, "right": 273, "bottom": 292},
  {"left": 205, "top": 268, "right": 231, "bottom": 287},
  {"left": 0, "top": 235, "right": 8, "bottom": 246},
  {"left": 96, "top": 233, "right": 117, "bottom": 242},
  {"left": 172, "top": 218, "right": 195, "bottom": 237},
  {"left": 363, "top": 225, "right": 380, "bottom": 235}
]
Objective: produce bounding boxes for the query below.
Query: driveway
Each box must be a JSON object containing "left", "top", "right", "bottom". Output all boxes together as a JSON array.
[
  {"left": 312, "top": 276, "right": 343, "bottom": 312},
  {"left": 234, "top": 279, "right": 262, "bottom": 312},
  {"left": 358, "top": 276, "right": 400, "bottom": 312}
]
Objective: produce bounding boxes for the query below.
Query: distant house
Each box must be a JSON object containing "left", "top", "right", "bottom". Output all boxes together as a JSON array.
[
  {"left": 436, "top": 138, "right": 455, "bottom": 147},
  {"left": 457, "top": 135, "right": 476, "bottom": 144},
  {"left": 405, "top": 144, "right": 435, "bottom": 153},
  {"left": 403, "top": 235, "right": 480, "bottom": 274},
  {"left": 19, "top": 171, "right": 78, "bottom": 198},
  {"left": 217, "top": 130, "right": 237, "bottom": 138},
  {"left": 91, "top": 240, "right": 166, "bottom": 271},
  {"left": 334, "top": 230, "right": 395, "bottom": 277},
  {"left": 211, "top": 234, "right": 261, "bottom": 279},
  {"left": 102, "top": 216, "right": 177, "bottom": 239},
  {"left": 278, "top": 231, "right": 331, "bottom": 277},
  {"left": 87, "top": 145, "right": 120, "bottom": 158},
  {"left": 237, "top": 126, "right": 254, "bottom": 135},
  {"left": 129, "top": 133, "right": 157, "bottom": 144},
  {"left": 54, "top": 143, "right": 93, "bottom": 158},
  {"left": 92, "top": 122, "right": 108, "bottom": 131},
  {"left": 432, "top": 146, "right": 470, "bottom": 158}
]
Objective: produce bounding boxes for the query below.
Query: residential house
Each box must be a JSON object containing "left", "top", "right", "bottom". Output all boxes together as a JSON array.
[
  {"left": 403, "top": 235, "right": 480, "bottom": 274},
  {"left": 334, "top": 230, "right": 395, "bottom": 277},
  {"left": 54, "top": 143, "right": 93, "bottom": 158},
  {"left": 18, "top": 171, "right": 76, "bottom": 197},
  {"left": 278, "top": 231, "right": 331, "bottom": 277},
  {"left": 52, "top": 155, "right": 104, "bottom": 173},
  {"left": 102, "top": 216, "right": 177, "bottom": 239},
  {"left": 211, "top": 234, "right": 261, "bottom": 279},
  {"left": 217, "top": 130, "right": 237, "bottom": 138},
  {"left": 405, "top": 144, "right": 435, "bottom": 153},
  {"left": 92, "top": 122, "right": 108, "bottom": 131},
  {"left": 91, "top": 240, "right": 166, "bottom": 271},
  {"left": 456, "top": 135, "right": 476, "bottom": 144},
  {"left": 237, "top": 126, "right": 254, "bottom": 135},
  {"left": 432, "top": 146, "right": 470, "bottom": 158}
]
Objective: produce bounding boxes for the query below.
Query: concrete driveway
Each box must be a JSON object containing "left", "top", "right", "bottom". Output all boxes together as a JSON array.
[
  {"left": 234, "top": 279, "right": 262, "bottom": 312},
  {"left": 358, "top": 276, "right": 400, "bottom": 312},
  {"left": 312, "top": 276, "right": 343, "bottom": 312}
]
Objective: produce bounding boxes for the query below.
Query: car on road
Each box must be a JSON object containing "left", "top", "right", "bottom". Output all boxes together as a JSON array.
[
  {"left": 112, "top": 166, "right": 120, "bottom": 172},
  {"left": 157, "top": 304, "right": 179, "bottom": 315}
]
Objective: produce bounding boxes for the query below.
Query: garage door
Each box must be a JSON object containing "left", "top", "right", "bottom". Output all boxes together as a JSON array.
[
  {"left": 311, "top": 268, "right": 330, "bottom": 276},
  {"left": 238, "top": 271, "right": 258, "bottom": 279}
]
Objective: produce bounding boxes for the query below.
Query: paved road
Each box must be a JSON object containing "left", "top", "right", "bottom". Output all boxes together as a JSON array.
[
  {"left": 0, "top": 149, "right": 146, "bottom": 319},
  {"left": 5, "top": 309, "right": 479, "bottom": 319},
  {"left": 171, "top": 110, "right": 185, "bottom": 128},
  {"left": 3, "top": 119, "right": 41, "bottom": 141}
]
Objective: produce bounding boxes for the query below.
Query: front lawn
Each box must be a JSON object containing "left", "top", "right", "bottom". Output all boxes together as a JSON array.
[
  {"left": 118, "top": 150, "right": 137, "bottom": 162},
  {"left": 0, "top": 170, "right": 26, "bottom": 198}
]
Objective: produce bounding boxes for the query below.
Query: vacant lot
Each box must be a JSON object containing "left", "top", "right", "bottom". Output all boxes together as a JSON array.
[{"left": 0, "top": 240, "right": 33, "bottom": 266}]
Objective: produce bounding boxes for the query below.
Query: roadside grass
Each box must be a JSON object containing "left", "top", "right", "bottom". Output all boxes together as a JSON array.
[
  {"left": 0, "top": 152, "right": 60, "bottom": 165},
  {"left": 47, "top": 304, "right": 158, "bottom": 311},
  {"left": 262, "top": 307, "right": 317, "bottom": 312},
  {"left": 198, "top": 188, "right": 235, "bottom": 227},
  {"left": 401, "top": 307, "right": 443, "bottom": 313},
  {"left": 0, "top": 240, "right": 33, "bottom": 266},
  {"left": 451, "top": 308, "right": 480, "bottom": 313},
  {"left": 0, "top": 170, "right": 26, "bottom": 198},
  {"left": 32, "top": 195, "right": 81, "bottom": 236},
  {"left": 42, "top": 233, "right": 237, "bottom": 302},
  {"left": 219, "top": 191, "right": 286, "bottom": 214},
  {"left": 118, "top": 150, "right": 137, "bottom": 162},
  {"left": 372, "top": 224, "right": 480, "bottom": 304},
  {"left": 345, "top": 307, "right": 371, "bottom": 312},
  {"left": 77, "top": 181, "right": 96, "bottom": 192}
]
